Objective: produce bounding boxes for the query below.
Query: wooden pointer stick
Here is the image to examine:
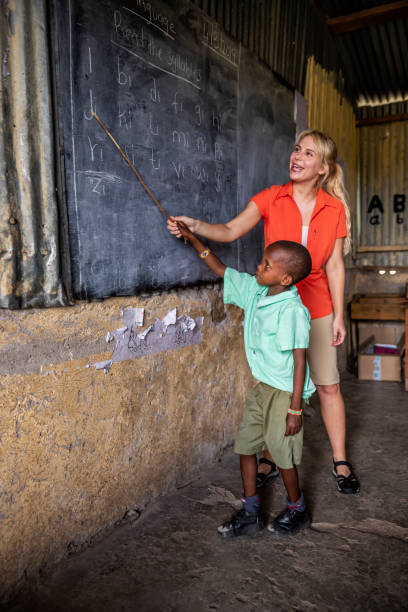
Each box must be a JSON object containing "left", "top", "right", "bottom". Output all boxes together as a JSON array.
[{"left": 91, "top": 110, "right": 171, "bottom": 220}]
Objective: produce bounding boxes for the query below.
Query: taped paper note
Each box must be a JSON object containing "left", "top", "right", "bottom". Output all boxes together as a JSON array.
[{"left": 91, "top": 308, "right": 203, "bottom": 372}]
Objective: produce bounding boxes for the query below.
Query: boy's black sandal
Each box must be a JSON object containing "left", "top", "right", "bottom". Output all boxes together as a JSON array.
[
  {"left": 332, "top": 460, "right": 360, "bottom": 494},
  {"left": 267, "top": 506, "right": 310, "bottom": 536},
  {"left": 256, "top": 458, "right": 279, "bottom": 488},
  {"left": 217, "top": 509, "right": 264, "bottom": 538}
]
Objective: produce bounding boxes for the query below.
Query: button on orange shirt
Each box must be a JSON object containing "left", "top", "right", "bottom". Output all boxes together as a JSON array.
[{"left": 251, "top": 182, "right": 347, "bottom": 320}]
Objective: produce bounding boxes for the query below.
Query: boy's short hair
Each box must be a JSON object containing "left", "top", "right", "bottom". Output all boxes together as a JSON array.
[{"left": 266, "top": 241, "right": 312, "bottom": 285}]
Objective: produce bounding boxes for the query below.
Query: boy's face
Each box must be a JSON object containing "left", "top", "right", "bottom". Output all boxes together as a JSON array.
[{"left": 255, "top": 247, "right": 292, "bottom": 290}]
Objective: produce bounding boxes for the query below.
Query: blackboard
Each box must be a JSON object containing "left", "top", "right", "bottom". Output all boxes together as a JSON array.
[
  {"left": 237, "top": 48, "right": 297, "bottom": 275},
  {"left": 54, "top": 0, "right": 295, "bottom": 299}
]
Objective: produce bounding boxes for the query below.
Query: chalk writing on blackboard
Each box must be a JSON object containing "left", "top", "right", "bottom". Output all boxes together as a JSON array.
[
  {"left": 201, "top": 18, "right": 239, "bottom": 67},
  {"left": 56, "top": 0, "right": 295, "bottom": 299}
]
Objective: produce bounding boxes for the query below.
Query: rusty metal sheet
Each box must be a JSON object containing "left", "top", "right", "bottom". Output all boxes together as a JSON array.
[{"left": 0, "top": 0, "right": 70, "bottom": 308}]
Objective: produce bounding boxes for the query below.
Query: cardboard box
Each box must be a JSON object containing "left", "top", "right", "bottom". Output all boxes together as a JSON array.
[{"left": 358, "top": 326, "right": 405, "bottom": 382}]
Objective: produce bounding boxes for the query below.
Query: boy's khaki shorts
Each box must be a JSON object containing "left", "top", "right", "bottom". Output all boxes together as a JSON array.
[
  {"left": 307, "top": 312, "right": 340, "bottom": 386},
  {"left": 234, "top": 382, "right": 304, "bottom": 470}
]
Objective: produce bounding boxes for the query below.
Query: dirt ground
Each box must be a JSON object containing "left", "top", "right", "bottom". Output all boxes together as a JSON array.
[{"left": 5, "top": 374, "right": 408, "bottom": 612}]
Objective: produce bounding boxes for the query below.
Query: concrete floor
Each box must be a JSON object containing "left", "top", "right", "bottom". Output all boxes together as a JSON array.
[{"left": 6, "top": 374, "right": 408, "bottom": 612}]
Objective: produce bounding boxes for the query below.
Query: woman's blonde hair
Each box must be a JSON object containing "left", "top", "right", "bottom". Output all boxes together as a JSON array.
[{"left": 296, "top": 129, "right": 352, "bottom": 255}]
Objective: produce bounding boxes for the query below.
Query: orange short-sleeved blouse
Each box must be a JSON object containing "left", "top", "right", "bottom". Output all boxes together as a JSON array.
[{"left": 251, "top": 182, "right": 347, "bottom": 320}]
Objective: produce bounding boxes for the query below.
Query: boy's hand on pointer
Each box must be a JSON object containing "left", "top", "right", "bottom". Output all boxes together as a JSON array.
[
  {"left": 176, "top": 220, "right": 194, "bottom": 243},
  {"left": 285, "top": 413, "right": 302, "bottom": 436},
  {"left": 167, "top": 216, "right": 197, "bottom": 238}
]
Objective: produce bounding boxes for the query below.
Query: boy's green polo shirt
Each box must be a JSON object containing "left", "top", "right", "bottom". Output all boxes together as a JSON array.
[{"left": 224, "top": 267, "right": 315, "bottom": 399}]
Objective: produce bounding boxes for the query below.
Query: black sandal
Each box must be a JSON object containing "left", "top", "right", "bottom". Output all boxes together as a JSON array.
[
  {"left": 256, "top": 458, "right": 279, "bottom": 488},
  {"left": 332, "top": 460, "right": 360, "bottom": 494}
]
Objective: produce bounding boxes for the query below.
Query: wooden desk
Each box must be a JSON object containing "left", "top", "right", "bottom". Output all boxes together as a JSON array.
[{"left": 349, "top": 293, "right": 408, "bottom": 389}]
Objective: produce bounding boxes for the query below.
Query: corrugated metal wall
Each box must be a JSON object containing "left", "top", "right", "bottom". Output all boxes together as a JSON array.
[
  {"left": 0, "top": 0, "right": 70, "bottom": 308},
  {"left": 358, "top": 101, "right": 408, "bottom": 121},
  {"left": 304, "top": 56, "right": 359, "bottom": 255},
  {"left": 358, "top": 119, "right": 408, "bottom": 267},
  {"left": 318, "top": 0, "right": 408, "bottom": 107}
]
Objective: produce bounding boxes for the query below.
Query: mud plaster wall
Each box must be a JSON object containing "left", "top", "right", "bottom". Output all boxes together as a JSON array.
[{"left": 0, "top": 285, "right": 253, "bottom": 601}]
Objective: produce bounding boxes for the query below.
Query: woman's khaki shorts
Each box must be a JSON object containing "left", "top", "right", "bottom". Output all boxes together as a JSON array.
[
  {"left": 306, "top": 312, "right": 340, "bottom": 386},
  {"left": 234, "top": 382, "right": 304, "bottom": 470}
]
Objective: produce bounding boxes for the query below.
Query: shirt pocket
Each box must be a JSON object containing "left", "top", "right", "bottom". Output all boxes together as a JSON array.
[{"left": 250, "top": 309, "right": 279, "bottom": 350}]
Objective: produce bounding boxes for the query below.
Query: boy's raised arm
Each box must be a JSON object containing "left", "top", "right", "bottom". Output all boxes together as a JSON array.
[{"left": 176, "top": 221, "right": 226, "bottom": 278}]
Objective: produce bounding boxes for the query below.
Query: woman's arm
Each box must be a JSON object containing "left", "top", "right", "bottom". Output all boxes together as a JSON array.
[
  {"left": 167, "top": 200, "right": 262, "bottom": 242},
  {"left": 325, "top": 237, "right": 346, "bottom": 346}
]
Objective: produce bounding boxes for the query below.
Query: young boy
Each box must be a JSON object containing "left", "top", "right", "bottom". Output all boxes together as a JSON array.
[{"left": 176, "top": 221, "right": 315, "bottom": 537}]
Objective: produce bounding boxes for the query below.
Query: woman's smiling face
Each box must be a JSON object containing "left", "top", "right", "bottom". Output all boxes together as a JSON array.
[{"left": 289, "top": 135, "right": 326, "bottom": 184}]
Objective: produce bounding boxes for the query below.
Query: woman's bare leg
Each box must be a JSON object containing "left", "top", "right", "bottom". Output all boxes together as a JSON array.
[{"left": 316, "top": 383, "right": 350, "bottom": 477}]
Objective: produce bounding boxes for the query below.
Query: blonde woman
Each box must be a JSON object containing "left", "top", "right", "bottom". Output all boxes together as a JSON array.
[{"left": 168, "top": 130, "right": 360, "bottom": 495}]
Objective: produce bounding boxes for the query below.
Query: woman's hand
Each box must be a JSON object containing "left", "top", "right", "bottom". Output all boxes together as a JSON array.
[
  {"left": 332, "top": 315, "right": 346, "bottom": 346},
  {"left": 167, "top": 216, "right": 198, "bottom": 238}
]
